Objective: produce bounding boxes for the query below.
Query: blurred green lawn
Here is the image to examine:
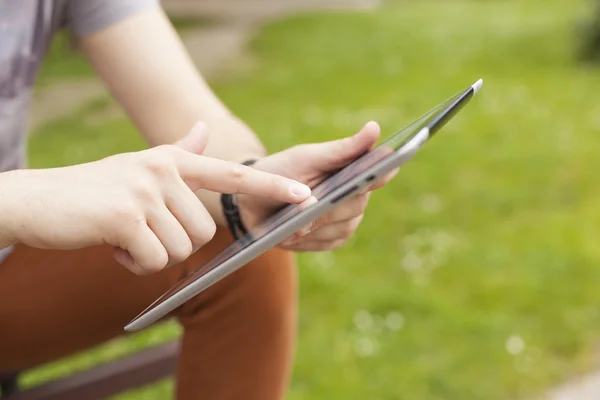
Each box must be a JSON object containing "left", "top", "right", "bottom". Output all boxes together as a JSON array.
[{"left": 23, "top": 0, "right": 600, "bottom": 398}]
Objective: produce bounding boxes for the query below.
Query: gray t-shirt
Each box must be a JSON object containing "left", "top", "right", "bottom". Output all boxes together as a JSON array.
[{"left": 0, "top": 0, "right": 157, "bottom": 262}]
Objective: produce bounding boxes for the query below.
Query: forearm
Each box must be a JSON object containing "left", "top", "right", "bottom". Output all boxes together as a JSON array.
[{"left": 80, "top": 6, "right": 264, "bottom": 226}]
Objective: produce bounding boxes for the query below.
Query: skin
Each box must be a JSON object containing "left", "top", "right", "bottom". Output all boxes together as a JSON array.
[
  {"left": 0, "top": 4, "right": 397, "bottom": 274},
  {"left": 239, "top": 121, "right": 398, "bottom": 252},
  {"left": 0, "top": 123, "right": 312, "bottom": 275}
]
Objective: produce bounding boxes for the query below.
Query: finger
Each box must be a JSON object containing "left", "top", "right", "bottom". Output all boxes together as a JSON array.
[
  {"left": 279, "top": 196, "right": 319, "bottom": 244},
  {"left": 147, "top": 206, "right": 194, "bottom": 265},
  {"left": 279, "top": 238, "right": 347, "bottom": 252},
  {"left": 297, "top": 121, "right": 380, "bottom": 171},
  {"left": 281, "top": 194, "right": 368, "bottom": 246},
  {"left": 116, "top": 224, "right": 168, "bottom": 274},
  {"left": 165, "top": 177, "right": 216, "bottom": 251},
  {"left": 295, "top": 196, "right": 319, "bottom": 235},
  {"left": 288, "top": 215, "right": 364, "bottom": 243},
  {"left": 312, "top": 192, "right": 370, "bottom": 230},
  {"left": 172, "top": 151, "right": 311, "bottom": 203},
  {"left": 113, "top": 247, "right": 136, "bottom": 271},
  {"left": 174, "top": 121, "right": 209, "bottom": 155}
]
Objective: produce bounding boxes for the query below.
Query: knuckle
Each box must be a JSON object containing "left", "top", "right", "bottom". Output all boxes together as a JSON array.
[
  {"left": 130, "top": 177, "right": 161, "bottom": 203},
  {"left": 265, "top": 175, "right": 284, "bottom": 199},
  {"left": 272, "top": 174, "right": 288, "bottom": 192},
  {"left": 191, "top": 219, "right": 217, "bottom": 246},
  {"left": 140, "top": 150, "right": 176, "bottom": 177},
  {"left": 228, "top": 163, "right": 247, "bottom": 188},
  {"left": 230, "top": 162, "right": 245, "bottom": 178},
  {"left": 113, "top": 202, "right": 145, "bottom": 227}
]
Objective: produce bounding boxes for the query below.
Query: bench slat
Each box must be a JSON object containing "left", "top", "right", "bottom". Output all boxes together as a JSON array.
[{"left": 3, "top": 342, "right": 179, "bottom": 400}]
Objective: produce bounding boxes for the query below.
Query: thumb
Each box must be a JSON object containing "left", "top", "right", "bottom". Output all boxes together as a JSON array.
[
  {"left": 174, "top": 122, "right": 209, "bottom": 155},
  {"left": 307, "top": 121, "right": 380, "bottom": 171}
]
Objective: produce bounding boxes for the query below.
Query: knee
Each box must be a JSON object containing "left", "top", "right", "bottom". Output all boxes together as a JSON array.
[
  {"left": 174, "top": 237, "right": 299, "bottom": 400},
  {"left": 177, "top": 230, "right": 299, "bottom": 331}
]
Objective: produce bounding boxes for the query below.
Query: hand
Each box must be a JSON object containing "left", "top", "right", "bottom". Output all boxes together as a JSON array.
[
  {"left": 2, "top": 122, "right": 311, "bottom": 274},
  {"left": 237, "top": 121, "right": 398, "bottom": 252}
]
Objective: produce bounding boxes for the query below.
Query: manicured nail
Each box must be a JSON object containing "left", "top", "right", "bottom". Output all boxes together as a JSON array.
[{"left": 291, "top": 184, "right": 311, "bottom": 197}]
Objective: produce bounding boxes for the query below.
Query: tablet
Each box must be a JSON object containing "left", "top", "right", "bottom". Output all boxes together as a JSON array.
[{"left": 124, "top": 78, "right": 483, "bottom": 332}]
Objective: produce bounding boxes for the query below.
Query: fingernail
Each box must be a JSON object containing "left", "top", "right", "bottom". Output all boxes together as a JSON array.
[
  {"left": 364, "top": 120, "right": 377, "bottom": 129},
  {"left": 291, "top": 184, "right": 311, "bottom": 198}
]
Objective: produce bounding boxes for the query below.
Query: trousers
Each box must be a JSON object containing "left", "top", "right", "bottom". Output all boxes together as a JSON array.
[{"left": 0, "top": 229, "right": 298, "bottom": 399}]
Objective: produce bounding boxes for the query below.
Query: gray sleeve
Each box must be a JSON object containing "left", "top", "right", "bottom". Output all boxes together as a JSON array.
[{"left": 66, "top": 0, "right": 159, "bottom": 37}]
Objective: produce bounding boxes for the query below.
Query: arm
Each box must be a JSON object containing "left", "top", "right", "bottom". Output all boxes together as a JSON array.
[
  {"left": 0, "top": 127, "right": 310, "bottom": 272},
  {"left": 77, "top": 5, "right": 263, "bottom": 227},
  {"left": 72, "top": 2, "right": 394, "bottom": 256}
]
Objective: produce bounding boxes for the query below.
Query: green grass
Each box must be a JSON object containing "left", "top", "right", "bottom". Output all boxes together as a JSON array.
[
  {"left": 23, "top": 0, "right": 600, "bottom": 398},
  {"left": 36, "top": 31, "right": 94, "bottom": 86}
]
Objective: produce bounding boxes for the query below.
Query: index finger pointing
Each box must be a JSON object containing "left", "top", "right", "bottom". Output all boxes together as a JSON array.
[{"left": 175, "top": 152, "right": 312, "bottom": 203}]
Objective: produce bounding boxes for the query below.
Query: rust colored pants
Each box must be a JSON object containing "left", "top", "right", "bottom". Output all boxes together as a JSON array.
[{"left": 0, "top": 229, "right": 298, "bottom": 400}]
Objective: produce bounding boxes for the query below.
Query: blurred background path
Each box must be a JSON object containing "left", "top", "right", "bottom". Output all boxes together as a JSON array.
[{"left": 29, "top": 0, "right": 381, "bottom": 130}]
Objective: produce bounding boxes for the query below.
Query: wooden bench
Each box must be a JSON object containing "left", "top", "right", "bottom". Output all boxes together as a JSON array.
[{"left": 0, "top": 341, "right": 179, "bottom": 399}]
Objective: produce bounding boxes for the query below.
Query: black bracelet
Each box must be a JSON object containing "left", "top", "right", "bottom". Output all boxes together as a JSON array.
[{"left": 221, "top": 159, "right": 257, "bottom": 240}]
